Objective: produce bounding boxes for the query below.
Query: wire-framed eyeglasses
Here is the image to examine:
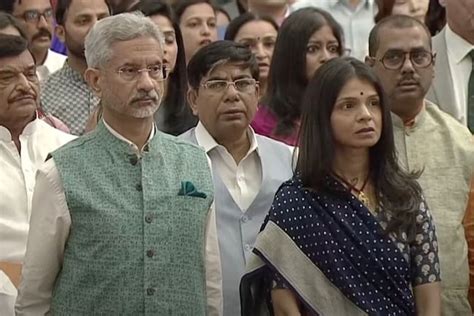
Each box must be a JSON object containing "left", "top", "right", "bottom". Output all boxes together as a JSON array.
[
  {"left": 201, "top": 78, "right": 258, "bottom": 93},
  {"left": 116, "top": 65, "right": 167, "bottom": 82}
]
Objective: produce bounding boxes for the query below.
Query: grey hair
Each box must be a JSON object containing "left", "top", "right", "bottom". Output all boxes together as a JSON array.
[{"left": 85, "top": 12, "right": 164, "bottom": 68}]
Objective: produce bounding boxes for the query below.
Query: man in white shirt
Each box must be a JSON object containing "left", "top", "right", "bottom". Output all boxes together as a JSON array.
[
  {"left": 0, "top": 34, "right": 74, "bottom": 316},
  {"left": 0, "top": 0, "right": 66, "bottom": 82},
  {"left": 291, "top": 0, "right": 375, "bottom": 60},
  {"left": 181, "top": 40, "right": 293, "bottom": 316},
  {"left": 16, "top": 13, "right": 222, "bottom": 315},
  {"left": 247, "top": 0, "right": 290, "bottom": 25},
  {"left": 426, "top": 0, "right": 474, "bottom": 130}
]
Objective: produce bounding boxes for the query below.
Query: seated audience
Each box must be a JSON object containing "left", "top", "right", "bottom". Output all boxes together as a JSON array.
[
  {"left": 252, "top": 8, "right": 344, "bottom": 146},
  {"left": 367, "top": 14, "right": 474, "bottom": 315},
  {"left": 181, "top": 40, "right": 293, "bottom": 315},
  {"left": 225, "top": 12, "right": 278, "bottom": 101},
  {"left": 241, "top": 56, "right": 441, "bottom": 315}
]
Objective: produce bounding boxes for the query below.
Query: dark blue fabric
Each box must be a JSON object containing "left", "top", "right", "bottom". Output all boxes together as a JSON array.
[{"left": 265, "top": 176, "right": 415, "bottom": 315}]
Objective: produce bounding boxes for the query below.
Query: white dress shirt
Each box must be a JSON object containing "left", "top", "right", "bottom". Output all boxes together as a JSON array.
[
  {"left": 291, "top": 0, "right": 375, "bottom": 60},
  {"left": 445, "top": 25, "right": 474, "bottom": 124},
  {"left": 36, "top": 49, "right": 67, "bottom": 83},
  {"left": 0, "top": 118, "right": 74, "bottom": 316},
  {"left": 195, "top": 122, "right": 263, "bottom": 212},
  {"left": 15, "top": 121, "right": 223, "bottom": 316}
]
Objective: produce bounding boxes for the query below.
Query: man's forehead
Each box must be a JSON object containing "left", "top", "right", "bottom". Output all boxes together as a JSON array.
[
  {"left": 377, "top": 26, "right": 430, "bottom": 53},
  {"left": 207, "top": 61, "right": 251, "bottom": 77},
  {"left": 0, "top": 51, "right": 35, "bottom": 69},
  {"left": 14, "top": 0, "right": 52, "bottom": 11}
]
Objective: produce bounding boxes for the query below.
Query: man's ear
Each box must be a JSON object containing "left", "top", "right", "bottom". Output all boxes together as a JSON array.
[
  {"left": 55, "top": 25, "right": 65, "bottom": 43},
  {"left": 84, "top": 68, "right": 102, "bottom": 98},
  {"left": 187, "top": 88, "right": 199, "bottom": 116},
  {"left": 365, "top": 56, "right": 375, "bottom": 67}
]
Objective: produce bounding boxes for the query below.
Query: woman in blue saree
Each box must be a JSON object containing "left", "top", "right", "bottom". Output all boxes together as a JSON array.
[{"left": 240, "top": 57, "right": 441, "bottom": 316}]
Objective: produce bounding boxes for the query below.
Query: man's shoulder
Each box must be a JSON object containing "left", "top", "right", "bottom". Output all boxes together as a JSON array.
[
  {"left": 160, "top": 130, "right": 205, "bottom": 154},
  {"left": 36, "top": 119, "right": 76, "bottom": 143},
  {"left": 425, "top": 101, "right": 471, "bottom": 136}
]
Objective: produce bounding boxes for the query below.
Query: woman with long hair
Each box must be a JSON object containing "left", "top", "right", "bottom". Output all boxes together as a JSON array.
[
  {"left": 141, "top": 0, "right": 197, "bottom": 135},
  {"left": 225, "top": 12, "right": 278, "bottom": 101},
  {"left": 240, "top": 57, "right": 441, "bottom": 315},
  {"left": 251, "top": 8, "right": 344, "bottom": 146}
]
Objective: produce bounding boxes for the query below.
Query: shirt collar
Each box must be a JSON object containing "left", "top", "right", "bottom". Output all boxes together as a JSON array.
[
  {"left": 0, "top": 114, "right": 40, "bottom": 141},
  {"left": 102, "top": 119, "right": 155, "bottom": 153},
  {"left": 391, "top": 101, "right": 426, "bottom": 129},
  {"left": 62, "top": 60, "right": 86, "bottom": 83},
  {"left": 445, "top": 24, "right": 474, "bottom": 64},
  {"left": 194, "top": 121, "right": 259, "bottom": 156}
]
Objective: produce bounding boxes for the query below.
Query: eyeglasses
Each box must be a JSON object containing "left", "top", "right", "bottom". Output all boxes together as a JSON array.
[
  {"left": 117, "top": 65, "right": 167, "bottom": 82},
  {"left": 201, "top": 78, "right": 258, "bottom": 93},
  {"left": 16, "top": 8, "right": 54, "bottom": 24},
  {"left": 377, "top": 50, "right": 435, "bottom": 70}
]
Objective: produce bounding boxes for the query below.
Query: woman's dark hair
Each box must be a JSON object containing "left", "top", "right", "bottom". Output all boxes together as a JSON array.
[
  {"left": 140, "top": 0, "right": 197, "bottom": 135},
  {"left": 0, "top": 12, "right": 27, "bottom": 39},
  {"left": 173, "top": 0, "right": 215, "bottom": 23},
  {"left": 187, "top": 40, "right": 259, "bottom": 90},
  {"left": 297, "top": 57, "right": 422, "bottom": 240},
  {"left": 425, "top": 0, "right": 445, "bottom": 36},
  {"left": 374, "top": 0, "right": 395, "bottom": 23},
  {"left": 264, "top": 8, "right": 344, "bottom": 138},
  {"left": 224, "top": 12, "right": 278, "bottom": 41}
]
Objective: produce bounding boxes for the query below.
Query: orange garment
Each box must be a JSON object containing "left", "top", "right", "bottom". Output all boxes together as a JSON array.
[{"left": 464, "top": 176, "right": 474, "bottom": 311}]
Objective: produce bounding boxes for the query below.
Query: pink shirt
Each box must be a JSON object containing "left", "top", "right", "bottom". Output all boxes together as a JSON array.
[{"left": 251, "top": 105, "right": 299, "bottom": 146}]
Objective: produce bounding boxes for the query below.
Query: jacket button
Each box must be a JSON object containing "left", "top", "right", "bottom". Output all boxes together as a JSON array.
[
  {"left": 147, "top": 288, "right": 155, "bottom": 296},
  {"left": 136, "top": 183, "right": 143, "bottom": 191},
  {"left": 129, "top": 156, "right": 138, "bottom": 165},
  {"left": 146, "top": 249, "right": 155, "bottom": 258},
  {"left": 145, "top": 214, "right": 153, "bottom": 223}
]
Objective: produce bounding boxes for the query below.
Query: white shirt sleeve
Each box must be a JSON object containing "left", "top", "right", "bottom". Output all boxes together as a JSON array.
[
  {"left": 15, "top": 159, "right": 71, "bottom": 316},
  {"left": 205, "top": 202, "right": 223, "bottom": 316}
]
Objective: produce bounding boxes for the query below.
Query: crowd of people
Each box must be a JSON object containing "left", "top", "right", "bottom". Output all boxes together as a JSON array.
[{"left": 0, "top": 0, "right": 473, "bottom": 315}]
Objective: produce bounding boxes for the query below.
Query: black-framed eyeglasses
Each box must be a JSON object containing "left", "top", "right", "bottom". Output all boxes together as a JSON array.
[
  {"left": 116, "top": 64, "right": 167, "bottom": 82},
  {"left": 16, "top": 8, "right": 54, "bottom": 24},
  {"left": 201, "top": 78, "right": 258, "bottom": 93},
  {"left": 376, "top": 50, "right": 435, "bottom": 70}
]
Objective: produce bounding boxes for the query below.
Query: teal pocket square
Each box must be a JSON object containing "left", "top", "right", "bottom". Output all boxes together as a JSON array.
[{"left": 178, "top": 181, "right": 207, "bottom": 199}]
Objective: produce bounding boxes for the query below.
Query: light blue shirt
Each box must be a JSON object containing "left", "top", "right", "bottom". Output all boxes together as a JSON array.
[{"left": 291, "top": 0, "right": 375, "bottom": 60}]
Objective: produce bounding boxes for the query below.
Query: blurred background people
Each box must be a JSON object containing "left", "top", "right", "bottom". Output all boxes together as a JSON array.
[
  {"left": 292, "top": 0, "right": 375, "bottom": 60},
  {"left": 426, "top": 0, "right": 474, "bottom": 130},
  {"left": 225, "top": 12, "right": 278, "bottom": 100},
  {"left": 252, "top": 8, "right": 344, "bottom": 146},
  {"left": 0, "top": 0, "right": 66, "bottom": 83},
  {"left": 41, "top": 0, "right": 111, "bottom": 135},
  {"left": 375, "top": 0, "right": 429, "bottom": 22},
  {"left": 247, "top": 0, "right": 289, "bottom": 25},
  {"left": 174, "top": 0, "right": 218, "bottom": 64}
]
